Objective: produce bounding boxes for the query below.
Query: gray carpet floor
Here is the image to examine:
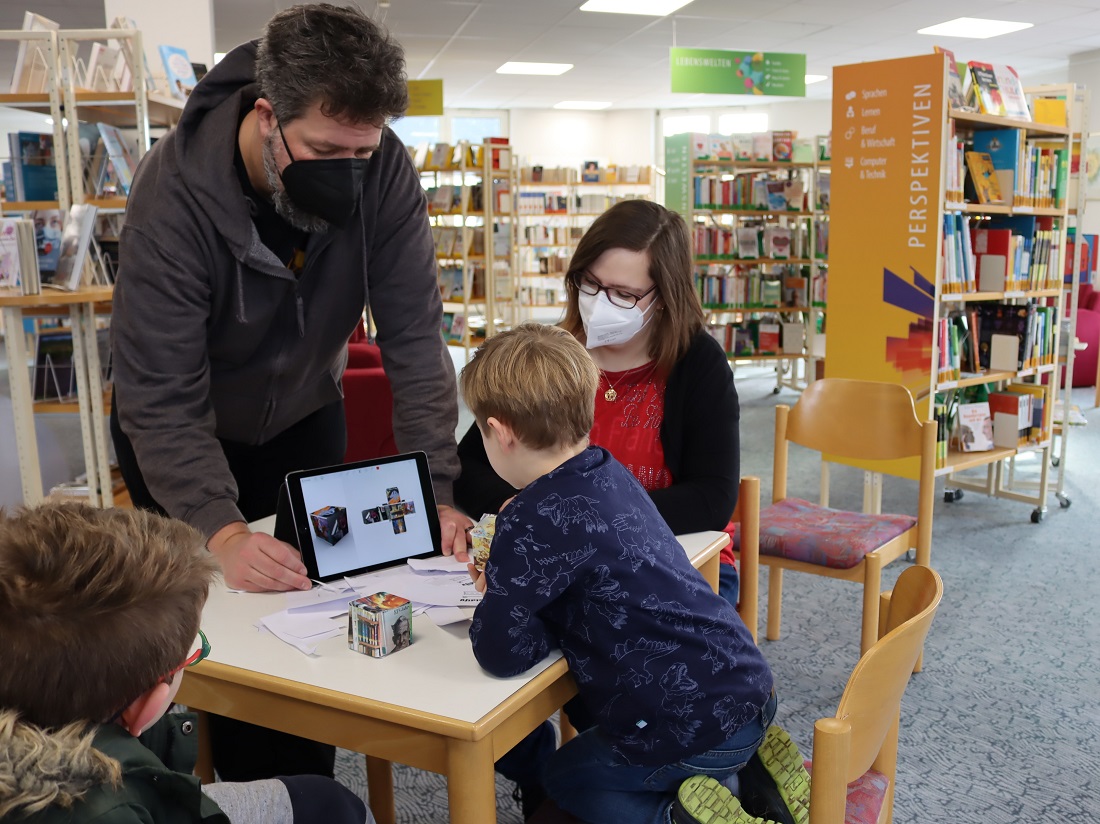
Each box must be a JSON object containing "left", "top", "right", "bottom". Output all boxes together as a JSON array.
[{"left": 3, "top": 348, "right": 1097, "bottom": 823}]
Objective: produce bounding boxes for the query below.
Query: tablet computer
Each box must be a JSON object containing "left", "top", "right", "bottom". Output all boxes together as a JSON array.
[{"left": 281, "top": 452, "right": 442, "bottom": 582}]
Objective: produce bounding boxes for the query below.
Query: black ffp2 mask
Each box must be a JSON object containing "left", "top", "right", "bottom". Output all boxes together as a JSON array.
[{"left": 278, "top": 125, "right": 368, "bottom": 228}]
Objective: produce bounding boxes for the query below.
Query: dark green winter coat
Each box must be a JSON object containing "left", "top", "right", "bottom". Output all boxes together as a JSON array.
[{"left": 0, "top": 710, "right": 228, "bottom": 823}]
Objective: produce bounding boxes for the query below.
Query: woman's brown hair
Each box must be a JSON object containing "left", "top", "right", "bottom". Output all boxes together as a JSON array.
[{"left": 561, "top": 199, "right": 704, "bottom": 373}]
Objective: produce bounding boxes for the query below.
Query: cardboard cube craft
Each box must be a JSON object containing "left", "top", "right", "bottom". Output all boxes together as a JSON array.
[
  {"left": 310, "top": 505, "right": 348, "bottom": 545},
  {"left": 348, "top": 592, "right": 413, "bottom": 657}
]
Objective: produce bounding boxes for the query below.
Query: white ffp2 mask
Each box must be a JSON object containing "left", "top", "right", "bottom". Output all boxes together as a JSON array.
[{"left": 578, "top": 289, "right": 656, "bottom": 349}]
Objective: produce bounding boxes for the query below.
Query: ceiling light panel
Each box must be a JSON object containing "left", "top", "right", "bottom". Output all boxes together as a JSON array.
[
  {"left": 579, "top": 0, "right": 696, "bottom": 16},
  {"left": 496, "top": 62, "right": 574, "bottom": 75},
  {"left": 917, "top": 17, "right": 1034, "bottom": 39}
]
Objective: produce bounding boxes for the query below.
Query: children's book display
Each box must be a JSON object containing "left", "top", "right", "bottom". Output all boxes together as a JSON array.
[
  {"left": 7, "top": 12, "right": 59, "bottom": 94},
  {"left": 158, "top": 45, "right": 199, "bottom": 99},
  {"left": 42, "top": 205, "right": 99, "bottom": 292}
]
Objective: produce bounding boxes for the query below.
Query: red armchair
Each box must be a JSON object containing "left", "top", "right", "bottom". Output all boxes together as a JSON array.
[
  {"left": 1069, "top": 283, "right": 1099, "bottom": 389},
  {"left": 343, "top": 328, "right": 397, "bottom": 461}
]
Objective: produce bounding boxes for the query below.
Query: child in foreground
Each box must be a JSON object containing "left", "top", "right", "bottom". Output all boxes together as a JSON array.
[
  {"left": 0, "top": 502, "right": 372, "bottom": 824},
  {"left": 461, "top": 323, "right": 811, "bottom": 824}
]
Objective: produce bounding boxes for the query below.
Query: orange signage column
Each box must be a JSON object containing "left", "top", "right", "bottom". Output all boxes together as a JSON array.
[{"left": 827, "top": 53, "right": 948, "bottom": 477}]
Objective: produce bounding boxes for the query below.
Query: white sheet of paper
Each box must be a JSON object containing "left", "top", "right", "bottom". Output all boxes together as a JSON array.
[
  {"left": 424, "top": 606, "right": 469, "bottom": 626},
  {"left": 406, "top": 554, "right": 471, "bottom": 574},
  {"left": 256, "top": 613, "right": 345, "bottom": 655}
]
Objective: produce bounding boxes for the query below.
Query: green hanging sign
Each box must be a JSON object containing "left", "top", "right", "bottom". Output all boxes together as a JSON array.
[{"left": 670, "top": 48, "right": 806, "bottom": 97}]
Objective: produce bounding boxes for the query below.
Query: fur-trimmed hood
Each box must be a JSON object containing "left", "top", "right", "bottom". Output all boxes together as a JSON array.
[{"left": 0, "top": 710, "right": 121, "bottom": 819}]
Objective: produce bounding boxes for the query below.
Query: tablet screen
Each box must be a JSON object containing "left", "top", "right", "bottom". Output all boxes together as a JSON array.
[{"left": 285, "top": 452, "right": 441, "bottom": 581}]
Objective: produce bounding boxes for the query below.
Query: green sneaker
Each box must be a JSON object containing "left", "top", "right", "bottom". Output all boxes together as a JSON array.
[
  {"left": 671, "top": 775, "right": 781, "bottom": 824},
  {"left": 740, "top": 725, "right": 811, "bottom": 824}
]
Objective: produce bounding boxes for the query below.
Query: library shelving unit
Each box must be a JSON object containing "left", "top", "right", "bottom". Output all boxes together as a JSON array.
[
  {"left": 1031, "top": 83, "right": 1091, "bottom": 511},
  {"left": 514, "top": 164, "right": 654, "bottom": 322},
  {"left": 0, "top": 25, "right": 182, "bottom": 506},
  {"left": 664, "top": 133, "right": 829, "bottom": 393},
  {"left": 829, "top": 52, "right": 1080, "bottom": 523},
  {"left": 419, "top": 139, "right": 518, "bottom": 358}
]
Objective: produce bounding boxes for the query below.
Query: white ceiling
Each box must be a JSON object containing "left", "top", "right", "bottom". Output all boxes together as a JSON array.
[
  {"left": 4, "top": 0, "right": 1100, "bottom": 111},
  {"left": 208, "top": 0, "right": 1100, "bottom": 110}
]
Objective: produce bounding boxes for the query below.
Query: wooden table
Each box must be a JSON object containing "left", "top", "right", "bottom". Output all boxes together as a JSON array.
[
  {"left": 177, "top": 528, "right": 727, "bottom": 824},
  {"left": 0, "top": 285, "right": 114, "bottom": 506}
]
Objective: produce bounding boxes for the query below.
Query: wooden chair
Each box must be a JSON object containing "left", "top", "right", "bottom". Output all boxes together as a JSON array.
[
  {"left": 808, "top": 564, "right": 943, "bottom": 824},
  {"left": 732, "top": 475, "right": 761, "bottom": 642},
  {"left": 746, "top": 378, "right": 935, "bottom": 656}
]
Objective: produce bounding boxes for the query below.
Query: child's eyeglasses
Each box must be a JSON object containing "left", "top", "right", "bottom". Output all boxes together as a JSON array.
[{"left": 166, "top": 629, "right": 210, "bottom": 678}]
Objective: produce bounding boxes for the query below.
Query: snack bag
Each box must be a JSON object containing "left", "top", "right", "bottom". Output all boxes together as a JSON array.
[{"left": 468, "top": 513, "right": 496, "bottom": 571}]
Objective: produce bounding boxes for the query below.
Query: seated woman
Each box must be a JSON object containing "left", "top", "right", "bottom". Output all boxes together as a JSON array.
[{"left": 455, "top": 199, "right": 742, "bottom": 605}]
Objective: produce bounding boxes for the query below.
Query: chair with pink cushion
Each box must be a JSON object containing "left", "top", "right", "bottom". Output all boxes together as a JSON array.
[
  {"left": 807, "top": 564, "right": 943, "bottom": 824},
  {"left": 743, "top": 378, "right": 935, "bottom": 657}
]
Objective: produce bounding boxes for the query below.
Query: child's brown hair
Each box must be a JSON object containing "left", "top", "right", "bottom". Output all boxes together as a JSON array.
[
  {"left": 0, "top": 503, "right": 218, "bottom": 729},
  {"left": 461, "top": 323, "right": 599, "bottom": 450}
]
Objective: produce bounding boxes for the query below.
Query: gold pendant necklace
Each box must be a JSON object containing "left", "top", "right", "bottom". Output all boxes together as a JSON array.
[{"left": 601, "top": 362, "right": 657, "bottom": 403}]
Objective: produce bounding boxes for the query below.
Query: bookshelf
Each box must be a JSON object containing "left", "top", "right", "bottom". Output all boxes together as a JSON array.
[
  {"left": 514, "top": 164, "right": 653, "bottom": 322},
  {"left": 0, "top": 24, "right": 177, "bottom": 508},
  {"left": 418, "top": 139, "right": 518, "bottom": 357},
  {"left": 828, "top": 52, "right": 1082, "bottom": 523},
  {"left": 664, "top": 132, "right": 829, "bottom": 393}
]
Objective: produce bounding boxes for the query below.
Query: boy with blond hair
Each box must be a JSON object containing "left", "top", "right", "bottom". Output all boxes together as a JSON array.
[
  {"left": 0, "top": 502, "right": 372, "bottom": 824},
  {"left": 461, "top": 323, "right": 810, "bottom": 824}
]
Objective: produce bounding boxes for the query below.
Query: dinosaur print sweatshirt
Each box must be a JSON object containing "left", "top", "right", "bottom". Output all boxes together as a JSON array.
[{"left": 470, "top": 446, "right": 773, "bottom": 766}]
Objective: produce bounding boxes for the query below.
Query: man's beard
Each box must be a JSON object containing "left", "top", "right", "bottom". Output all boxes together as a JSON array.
[{"left": 262, "top": 130, "right": 330, "bottom": 234}]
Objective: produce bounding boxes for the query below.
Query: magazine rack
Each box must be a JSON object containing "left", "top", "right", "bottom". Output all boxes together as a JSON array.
[{"left": 0, "top": 286, "right": 115, "bottom": 506}]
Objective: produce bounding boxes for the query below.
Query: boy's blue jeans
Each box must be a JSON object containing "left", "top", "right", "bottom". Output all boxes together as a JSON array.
[{"left": 542, "top": 691, "right": 777, "bottom": 824}]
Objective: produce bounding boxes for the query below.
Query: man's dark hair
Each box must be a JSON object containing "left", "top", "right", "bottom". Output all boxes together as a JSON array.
[{"left": 256, "top": 3, "right": 408, "bottom": 126}]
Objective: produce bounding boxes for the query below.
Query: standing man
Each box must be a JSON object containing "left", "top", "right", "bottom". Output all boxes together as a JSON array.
[{"left": 110, "top": 3, "right": 470, "bottom": 780}]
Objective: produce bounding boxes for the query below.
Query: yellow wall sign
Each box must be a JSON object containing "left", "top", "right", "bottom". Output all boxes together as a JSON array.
[
  {"left": 406, "top": 80, "right": 443, "bottom": 116},
  {"left": 828, "top": 53, "right": 948, "bottom": 477}
]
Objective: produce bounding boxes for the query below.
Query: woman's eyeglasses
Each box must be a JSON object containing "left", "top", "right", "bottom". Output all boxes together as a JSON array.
[{"left": 572, "top": 270, "right": 657, "bottom": 310}]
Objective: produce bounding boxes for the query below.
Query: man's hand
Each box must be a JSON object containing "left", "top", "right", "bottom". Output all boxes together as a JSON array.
[
  {"left": 208, "top": 522, "right": 312, "bottom": 592},
  {"left": 437, "top": 504, "right": 472, "bottom": 562}
]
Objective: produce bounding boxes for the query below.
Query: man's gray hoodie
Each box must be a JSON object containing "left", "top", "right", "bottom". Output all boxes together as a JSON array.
[{"left": 111, "top": 42, "right": 458, "bottom": 538}]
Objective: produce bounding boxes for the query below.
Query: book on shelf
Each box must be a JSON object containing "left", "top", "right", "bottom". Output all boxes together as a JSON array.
[
  {"left": 933, "top": 399, "right": 949, "bottom": 469},
  {"left": 752, "top": 133, "right": 772, "bottom": 162},
  {"left": 42, "top": 204, "right": 98, "bottom": 292},
  {"left": 582, "top": 160, "right": 599, "bottom": 183},
  {"left": 736, "top": 227, "right": 759, "bottom": 259},
  {"left": 158, "top": 45, "right": 199, "bottom": 99},
  {"left": 31, "top": 209, "right": 63, "bottom": 274},
  {"left": 0, "top": 219, "right": 24, "bottom": 289},
  {"left": 966, "top": 62, "right": 1007, "bottom": 116},
  {"left": 6, "top": 132, "right": 59, "bottom": 202},
  {"left": 1031, "top": 97, "right": 1068, "bottom": 128},
  {"left": 990, "top": 65, "right": 1030, "bottom": 121},
  {"left": 530, "top": 165, "right": 543, "bottom": 183},
  {"left": 772, "top": 131, "right": 794, "bottom": 162},
  {"left": 934, "top": 46, "right": 969, "bottom": 111},
  {"left": 96, "top": 123, "right": 138, "bottom": 196},
  {"left": 731, "top": 135, "right": 753, "bottom": 162},
  {"left": 8, "top": 12, "right": 60, "bottom": 94},
  {"left": 965, "top": 151, "right": 1004, "bottom": 204},
  {"left": 762, "top": 225, "right": 791, "bottom": 259},
  {"left": 970, "top": 129, "right": 1020, "bottom": 201},
  {"left": 988, "top": 391, "right": 1031, "bottom": 447},
  {"left": 954, "top": 402, "right": 994, "bottom": 452},
  {"left": 191, "top": 63, "right": 209, "bottom": 82},
  {"left": 1004, "top": 383, "right": 1047, "bottom": 441}
]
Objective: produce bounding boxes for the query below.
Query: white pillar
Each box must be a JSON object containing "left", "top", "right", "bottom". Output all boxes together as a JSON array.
[
  {"left": 103, "top": 0, "right": 215, "bottom": 92},
  {"left": 1068, "top": 49, "right": 1100, "bottom": 234}
]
